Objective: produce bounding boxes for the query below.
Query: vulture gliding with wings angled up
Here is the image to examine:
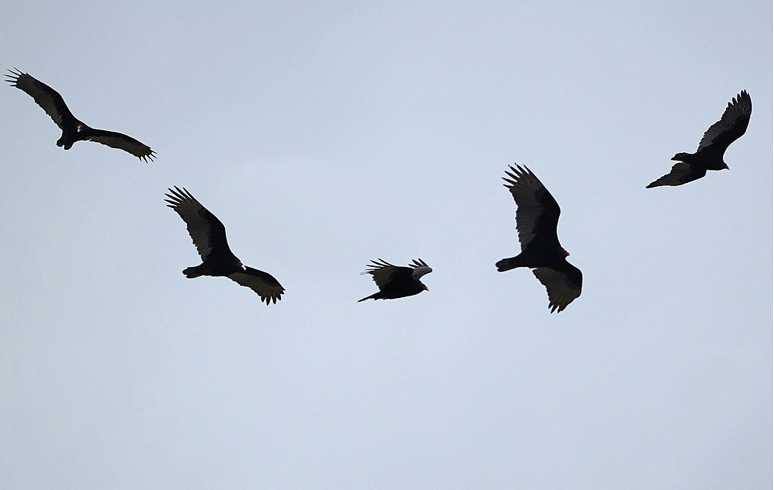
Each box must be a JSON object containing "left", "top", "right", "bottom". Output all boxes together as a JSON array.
[
  {"left": 496, "top": 165, "right": 582, "bottom": 313},
  {"left": 358, "top": 258, "right": 432, "bottom": 302},
  {"left": 6, "top": 68, "right": 156, "bottom": 162},
  {"left": 647, "top": 90, "right": 751, "bottom": 188},
  {"left": 165, "top": 187, "right": 284, "bottom": 305}
]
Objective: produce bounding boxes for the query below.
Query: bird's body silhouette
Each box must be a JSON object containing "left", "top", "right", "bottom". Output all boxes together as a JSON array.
[
  {"left": 496, "top": 165, "right": 582, "bottom": 313},
  {"left": 6, "top": 68, "right": 155, "bottom": 162},
  {"left": 358, "top": 258, "right": 432, "bottom": 302},
  {"left": 165, "top": 187, "right": 284, "bottom": 305},
  {"left": 647, "top": 90, "right": 751, "bottom": 188}
]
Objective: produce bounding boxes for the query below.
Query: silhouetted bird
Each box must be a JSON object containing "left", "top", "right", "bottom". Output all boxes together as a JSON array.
[
  {"left": 496, "top": 165, "right": 582, "bottom": 313},
  {"left": 6, "top": 68, "right": 155, "bottom": 162},
  {"left": 358, "top": 258, "right": 432, "bottom": 302},
  {"left": 647, "top": 90, "right": 751, "bottom": 188},
  {"left": 165, "top": 187, "right": 284, "bottom": 305}
]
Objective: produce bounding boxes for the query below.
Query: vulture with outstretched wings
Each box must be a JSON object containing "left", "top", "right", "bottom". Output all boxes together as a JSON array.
[
  {"left": 647, "top": 90, "right": 751, "bottom": 188},
  {"left": 496, "top": 165, "right": 582, "bottom": 313},
  {"left": 165, "top": 187, "right": 284, "bottom": 305},
  {"left": 6, "top": 68, "right": 155, "bottom": 162},
  {"left": 358, "top": 258, "right": 432, "bottom": 302}
]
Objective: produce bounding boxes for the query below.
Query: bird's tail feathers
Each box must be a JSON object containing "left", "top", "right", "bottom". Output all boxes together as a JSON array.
[
  {"left": 183, "top": 266, "right": 204, "bottom": 278},
  {"left": 496, "top": 256, "right": 524, "bottom": 272},
  {"left": 671, "top": 152, "right": 692, "bottom": 162}
]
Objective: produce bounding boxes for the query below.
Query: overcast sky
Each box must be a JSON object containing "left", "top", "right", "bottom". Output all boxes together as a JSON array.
[{"left": 1, "top": 1, "right": 771, "bottom": 489}]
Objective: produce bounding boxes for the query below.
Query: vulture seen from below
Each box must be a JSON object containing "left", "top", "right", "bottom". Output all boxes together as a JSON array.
[
  {"left": 6, "top": 68, "right": 156, "bottom": 162},
  {"left": 358, "top": 258, "right": 432, "bottom": 302},
  {"left": 647, "top": 90, "right": 751, "bottom": 188},
  {"left": 496, "top": 165, "right": 582, "bottom": 313},
  {"left": 165, "top": 187, "right": 284, "bottom": 305}
]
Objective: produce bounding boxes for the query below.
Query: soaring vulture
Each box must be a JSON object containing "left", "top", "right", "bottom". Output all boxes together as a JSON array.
[
  {"left": 358, "top": 258, "right": 432, "bottom": 302},
  {"left": 647, "top": 90, "right": 751, "bottom": 188},
  {"left": 6, "top": 68, "right": 156, "bottom": 162},
  {"left": 496, "top": 165, "right": 582, "bottom": 313},
  {"left": 165, "top": 187, "right": 284, "bottom": 305}
]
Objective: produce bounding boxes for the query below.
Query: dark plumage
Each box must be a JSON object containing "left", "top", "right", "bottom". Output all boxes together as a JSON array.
[
  {"left": 496, "top": 165, "right": 582, "bottom": 313},
  {"left": 647, "top": 90, "right": 751, "bottom": 188},
  {"left": 165, "top": 187, "right": 284, "bottom": 305},
  {"left": 6, "top": 68, "right": 155, "bottom": 162},
  {"left": 358, "top": 258, "right": 432, "bottom": 302}
]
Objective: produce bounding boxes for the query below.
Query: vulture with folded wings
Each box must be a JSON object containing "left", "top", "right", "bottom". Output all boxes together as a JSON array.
[
  {"left": 165, "top": 187, "right": 284, "bottom": 305},
  {"left": 496, "top": 165, "right": 582, "bottom": 313},
  {"left": 647, "top": 90, "right": 751, "bottom": 188},
  {"left": 6, "top": 68, "right": 155, "bottom": 162},
  {"left": 358, "top": 258, "right": 432, "bottom": 302}
]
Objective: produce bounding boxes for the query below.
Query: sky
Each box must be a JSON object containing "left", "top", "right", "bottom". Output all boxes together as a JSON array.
[{"left": 1, "top": 1, "right": 771, "bottom": 489}]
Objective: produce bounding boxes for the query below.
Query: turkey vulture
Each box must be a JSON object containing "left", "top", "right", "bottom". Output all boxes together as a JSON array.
[
  {"left": 6, "top": 68, "right": 156, "bottom": 162},
  {"left": 496, "top": 165, "right": 582, "bottom": 313},
  {"left": 358, "top": 258, "right": 432, "bottom": 302},
  {"left": 165, "top": 187, "right": 284, "bottom": 305},
  {"left": 647, "top": 90, "right": 751, "bottom": 188}
]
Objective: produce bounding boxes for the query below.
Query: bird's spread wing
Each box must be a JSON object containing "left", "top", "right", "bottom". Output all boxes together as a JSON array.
[
  {"left": 409, "top": 258, "right": 432, "bottom": 280},
  {"left": 532, "top": 263, "right": 582, "bottom": 313},
  {"left": 361, "top": 258, "right": 402, "bottom": 288},
  {"left": 503, "top": 165, "right": 561, "bottom": 249},
  {"left": 86, "top": 129, "right": 156, "bottom": 162},
  {"left": 228, "top": 267, "right": 284, "bottom": 305},
  {"left": 165, "top": 187, "right": 232, "bottom": 261},
  {"left": 697, "top": 90, "right": 752, "bottom": 152},
  {"left": 6, "top": 68, "right": 74, "bottom": 129},
  {"left": 646, "top": 162, "right": 707, "bottom": 188}
]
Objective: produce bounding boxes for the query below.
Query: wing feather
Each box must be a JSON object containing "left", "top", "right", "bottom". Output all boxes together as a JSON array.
[
  {"left": 697, "top": 90, "right": 752, "bottom": 152},
  {"left": 532, "top": 264, "right": 582, "bottom": 313},
  {"left": 503, "top": 165, "right": 561, "bottom": 249},
  {"left": 361, "top": 258, "right": 403, "bottom": 288},
  {"left": 86, "top": 129, "right": 156, "bottom": 162},
  {"left": 228, "top": 267, "right": 285, "bottom": 305},
  {"left": 646, "top": 162, "right": 706, "bottom": 188},
  {"left": 6, "top": 68, "right": 74, "bottom": 129},
  {"left": 164, "top": 187, "right": 232, "bottom": 261}
]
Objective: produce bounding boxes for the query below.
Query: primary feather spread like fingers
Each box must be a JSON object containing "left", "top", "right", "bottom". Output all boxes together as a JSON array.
[
  {"left": 6, "top": 68, "right": 72, "bottom": 129},
  {"left": 86, "top": 130, "right": 156, "bottom": 162},
  {"left": 503, "top": 165, "right": 561, "bottom": 250},
  {"left": 228, "top": 267, "right": 285, "bottom": 305},
  {"left": 532, "top": 266, "right": 582, "bottom": 313},
  {"left": 165, "top": 186, "right": 226, "bottom": 261},
  {"left": 696, "top": 90, "right": 752, "bottom": 152}
]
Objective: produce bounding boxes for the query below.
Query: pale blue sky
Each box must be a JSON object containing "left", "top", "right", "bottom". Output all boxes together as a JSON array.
[{"left": 1, "top": 1, "right": 771, "bottom": 489}]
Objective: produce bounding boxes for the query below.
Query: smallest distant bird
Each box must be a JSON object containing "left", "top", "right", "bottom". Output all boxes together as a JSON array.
[{"left": 358, "top": 258, "right": 432, "bottom": 302}]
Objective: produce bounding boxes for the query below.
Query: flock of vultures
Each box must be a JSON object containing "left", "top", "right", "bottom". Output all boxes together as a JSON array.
[{"left": 6, "top": 68, "right": 753, "bottom": 313}]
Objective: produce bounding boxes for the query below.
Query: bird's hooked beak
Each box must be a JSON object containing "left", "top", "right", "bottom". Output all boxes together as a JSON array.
[
  {"left": 423, "top": 284, "right": 430, "bottom": 292},
  {"left": 562, "top": 248, "right": 570, "bottom": 257},
  {"left": 722, "top": 163, "right": 729, "bottom": 170}
]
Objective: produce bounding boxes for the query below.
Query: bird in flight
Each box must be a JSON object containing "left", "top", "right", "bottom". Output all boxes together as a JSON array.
[
  {"left": 165, "top": 187, "right": 284, "bottom": 305},
  {"left": 496, "top": 165, "right": 582, "bottom": 313},
  {"left": 647, "top": 90, "right": 751, "bottom": 188},
  {"left": 358, "top": 258, "right": 432, "bottom": 302},
  {"left": 6, "top": 68, "right": 156, "bottom": 162}
]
